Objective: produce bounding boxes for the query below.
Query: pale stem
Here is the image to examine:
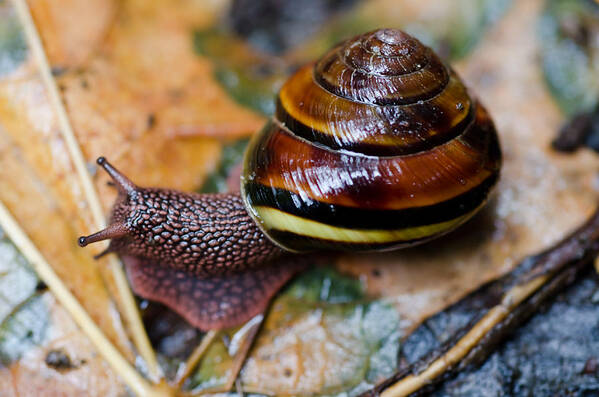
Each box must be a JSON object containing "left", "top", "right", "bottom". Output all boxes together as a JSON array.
[
  {"left": 174, "top": 330, "right": 219, "bottom": 389},
  {"left": 182, "top": 314, "right": 265, "bottom": 396},
  {"left": 0, "top": 201, "right": 171, "bottom": 397},
  {"left": 10, "top": 0, "right": 161, "bottom": 380},
  {"left": 224, "top": 314, "right": 264, "bottom": 391}
]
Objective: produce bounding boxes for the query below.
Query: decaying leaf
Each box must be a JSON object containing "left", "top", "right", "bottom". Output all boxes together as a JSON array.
[
  {"left": 0, "top": 223, "right": 127, "bottom": 395},
  {"left": 0, "top": 5, "right": 26, "bottom": 76},
  {"left": 0, "top": 18, "right": 136, "bottom": 373},
  {"left": 0, "top": 292, "right": 127, "bottom": 396},
  {"left": 0, "top": 226, "right": 45, "bottom": 365},
  {"left": 0, "top": 0, "right": 262, "bottom": 393},
  {"left": 186, "top": 267, "right": 400, "bottom": 395},
  {"left": 0, "top": 127, "right": 133, "bottom": 355},
  {"left": 539, "top": 0, "right": 599, "bottom": 116}
]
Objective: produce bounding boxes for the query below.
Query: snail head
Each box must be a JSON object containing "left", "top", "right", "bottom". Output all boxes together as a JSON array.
[{"left": 77, "top": 157, "right": 138, "bottom": 256}]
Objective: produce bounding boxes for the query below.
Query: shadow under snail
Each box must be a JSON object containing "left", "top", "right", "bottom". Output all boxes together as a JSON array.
[{"left": 78, "top": 29, "right": 502, "bottom": 331}]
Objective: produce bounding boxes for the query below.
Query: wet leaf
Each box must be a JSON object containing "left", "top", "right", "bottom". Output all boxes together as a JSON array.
[
  {"left": 0, "top": 224, "right": 126, "bottom": 395},
  {"left": 539, "top": 0, "right": 599, "bottom": 115},
  {"left": 200, "top": 138, "right": 249, "bottom": 194},
  {"left": 0, "top": 96, "right": 134, "bottom": 356},
  {"left": 189, "top": 267, "right": 401, "bottom": 396},
  {"left": 0, "top": 0, "right": 256, "bottom": 392},
  {"left": 0, "top": 292, "right": 127, "bottom": 396},
  {"left": 0, "top": 0, "right": 268, "bottom": 393},
  {"left": 0, "top": 7, "right": 27, "bottom": 76},
  {"left": 194, "top": 29, "right": 287, "bottom": 115},
  {"left": 0, "top": 226, "right": 47, "bottom": 365},
  {"left": 285, "top": 266, "right": 363, "bottom": 304},
  {"left": 0, "top": 228, "right": 38, "bottom": 319},
  {"left": 0, "top": 295, "right": 48, "bottom": 365},
  {"left": 0, "top": 0, "right": 266, "bottom": 354},
  {"left": 28, "top": 0, "right": 117, "bottom": 69}
]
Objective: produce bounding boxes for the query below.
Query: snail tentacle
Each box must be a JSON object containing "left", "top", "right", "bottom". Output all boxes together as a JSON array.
[
  {"left": 97, "top": 156, "right": 137, "bottom": 194},
  {"left": 78, "top": 221, "right": 129, "bottom": 247}
]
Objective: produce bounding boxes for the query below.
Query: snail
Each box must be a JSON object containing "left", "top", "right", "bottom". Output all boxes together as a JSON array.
[{"left": 78, "top": 29, "right": 502, "bottom": 331}]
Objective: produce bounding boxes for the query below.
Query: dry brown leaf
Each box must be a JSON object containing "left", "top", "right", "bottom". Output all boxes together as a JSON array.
[
  {"left": 55, "top": 0, "right": 265, "bottom": 147},
  {"left": 46, "top": 0, "right": 266, "bottom": 205},
  {"left": 28, "top": 0, "right": 116, "bottom": 68}
]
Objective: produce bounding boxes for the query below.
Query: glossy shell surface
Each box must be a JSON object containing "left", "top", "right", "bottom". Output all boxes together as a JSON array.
[{"left": 242, "top": 29, "right": 502, "bottom": 252}]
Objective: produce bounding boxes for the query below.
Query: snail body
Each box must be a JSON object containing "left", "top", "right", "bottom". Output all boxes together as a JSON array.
[{"left": 79, "top": 29, "right": 502, "bottom": 330}]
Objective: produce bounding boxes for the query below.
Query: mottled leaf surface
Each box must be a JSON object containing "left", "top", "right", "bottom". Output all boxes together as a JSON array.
[
  {"left": 188, "top": 267, "right": 400, "bottom": 396},
  {"left": 0, "top": 227, "right": 46, "bottom": 365},
  {"left": 540, "top": 0, "right": 599, "bottom": 115},
  {"left": 0, "top": 6, "right": 26, "bottom": 76}
]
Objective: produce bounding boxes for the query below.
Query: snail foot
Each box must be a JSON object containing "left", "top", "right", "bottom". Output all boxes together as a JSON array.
[{"left": 120, "top": 255, "right": 304, "bottom": 331}]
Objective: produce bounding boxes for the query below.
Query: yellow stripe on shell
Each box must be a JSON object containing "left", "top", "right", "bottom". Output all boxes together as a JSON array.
[{"left": 253, "top": 206, "right": 479, "bottom": 245}]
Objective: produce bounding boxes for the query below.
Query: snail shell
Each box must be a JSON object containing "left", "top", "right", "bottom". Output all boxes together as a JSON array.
[{"left": 241, "top": 29, "right": 502, "bottom": 253}]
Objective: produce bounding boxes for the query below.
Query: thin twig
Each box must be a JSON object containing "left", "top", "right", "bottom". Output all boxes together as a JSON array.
[
  {"left": 0, "top": 201, "right": 170, "bottom": 397},
  {"left": 10, "top": 0, "right": 161, "bottom": 380},
  {"left": 182, "top": 314, "right": 266, "bottom": 396},
  {"left": 224, "top": 314, "right": 264, "bottom": 391},
  {"left": 174, "top": 330, "right": 219, "bottom": 388}
]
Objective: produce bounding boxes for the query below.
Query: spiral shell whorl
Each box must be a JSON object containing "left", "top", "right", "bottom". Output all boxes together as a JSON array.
[
  {"left": 276, "top": 29, "right": 473, "bottom": 157},
  {"left": 315, "top": 28, "right": 449, "bottom": 105},
  {"left": 350, "top": 29, "right": 428, "bottom": 74}
]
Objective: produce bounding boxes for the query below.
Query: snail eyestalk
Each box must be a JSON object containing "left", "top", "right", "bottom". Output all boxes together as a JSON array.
[
  {"left": 96, "top": 157, "right": 137, "bottom": 194},
  {"left": 78, "top": 222, "right": 128, "bottom": 247}
]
